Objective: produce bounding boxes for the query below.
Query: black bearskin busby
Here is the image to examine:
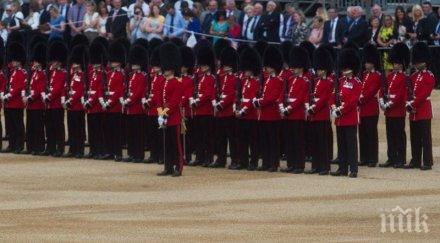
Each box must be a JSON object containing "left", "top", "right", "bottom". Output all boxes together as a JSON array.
[
  {"left": 214, "top": 38, "right": 230, "bottom": 59},
  {"left": 180, "top": 46, "right": 195, "bottom": 74},
  {"left": 159, "top": 42, "right": 182, "bottom": 75},
  {"left": 239, "top": 48, "right": 262, "bottom": 77},
  {"left": 129, "top": 44, "right": 148, "bottom": 71},
  {"left": 299, "top": 41, "right": 315, "bottom": 63},
  {"left": 197, "top": 45, "right": 216, "bottom": 72},
  {"left": 69, "top": 45, "right": 89, "bottom": 70},
  {"left": 389, "top": 42, "right": 410, "bottom": 69},
  {"left": 340, "top": 48, "right": 361, "bottom": 74},
  {"left": 280, "top": 40, "right": 293, "bottom": 65},
  {"left": 28, "top": 33, "right": 48, "bottom": 51},
  {"left": 412, "top": 42, "right": 431, "bottom": 64},
  {"left": 194, "top": 39, "right": 212, "bottom": 56},
  {"left": 6, "top": 31, "right": 24, "bottom": 47},
  {"left": 115, "top": 38, "right": 131, "bottom": 56},
  {"left": 319, "top": 43, "right": 336, "bottom": 61},
  {"left": 7, "top": 42, "right": 26, "bottom": 65},
  {"left": 289, "top": 46, "right": 311, "bottom": 70},
  {"left": 0, "top": 38, "right": 4, "bottom": 68},
  {"left": 108, "top": 41, "right": 127, "bottom": 67},
  {"left": 149, "top": 38, "right": 163, "bottom": 58},
  {"left": 313, "top": 46, "right": 334, "bottom": 73},
  {"left": 220, "top": 47, "right": 238, "bottom": 72},
  {"left": 91, "top": 36, "right": 109, "bottom": 51},
  {"left": 254, "top": 41, "right": 267, "bottom": 58},
  {"left": 150, "top": 47, "right": 161, "bottom": 68},
  {"left": 362, "top": 43, "right": 380, "bottom": 69},
  {"left": 263, "top": 45, "right": 283, "bottom": 73},
  {"left": 89, "top": 42, "right": 108, "bottom": 65},
  {"left": 31, "top": 42, "right": 47, "bottom": 68},
  {"left": 169, "top": 37, "right": 184, "bottom": 47},
  {"left": 133, "top": 38, "right": 149, "bottom": 50},
  {"left": 70, "top": 34, "right": 89, "bottom": 49},
  {"left": 237, "top": 42, "right": 250, "bottom": 55},
  {"left": 48, "top": 40, "right": 68, "bottom": 66}
]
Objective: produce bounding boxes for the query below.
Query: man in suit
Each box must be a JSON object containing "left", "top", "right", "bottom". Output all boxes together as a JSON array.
[
  {"left": 163, "top": 4, "right": 186, "bottom": 39},
  {"left": 371, "top": 4, "right": 384, "bottom": 26},
  {"left": 323, "top": 8, "right": 344, "bottom": 46},
  {"left": 248, "top": 3, "right": 264, "bottom": 41},
  {"left": 67, "top": 0, "right": 86, "bottom": 37},
  {"left": 105, "top": 0, "right": 129, "bottom": 40},
  {"left": 279, "top": 3, "right": 296, "bottom": 42},
  {"left": 344, "top": 6, "right": 368, "bottom": 47},
  {"left": 200, "top": 0, "right": 217, "bottom": 34},
  {"left": 225, "top": 0, "right": 241, "bottom": 23},
  {"left": 262, "top": 1, "right": 280, "bottom": 42},
  {"left": 419, "top": 1, "right": 438, "bottom": 44},
  {"left": 57, "top": 0, "right": 70, "bottom": 41}
]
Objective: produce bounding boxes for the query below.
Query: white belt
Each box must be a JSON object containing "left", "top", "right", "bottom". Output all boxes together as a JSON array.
[
  {"left": 241, "top": 98, "right": 250, "bottom": 102},
  {"left": 288, "top": 98, "right": 296, "bottom": 102}
]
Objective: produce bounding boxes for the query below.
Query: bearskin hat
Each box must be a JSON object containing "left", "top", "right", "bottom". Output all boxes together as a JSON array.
[
  {"left": 197, "top": 45, "right": 216, "bottom": 72},
  {"left": 6, "top": 31, "right": 24, "bottom": 47},
  {"left": 7, "top": 42, "right": 26, "bottom": 65},
  {"left": 28, "top": 33, "right": 48, "bottom": 51},
  {"left": 220, "top": 47, "right": 238, "bottom": 72},
  {"left": 194, "top": 39, "right": 212, "bottom": 55},
  {"left": 108, "top": 41, "right": 127, "bottom": 67},
  {"left": 129, "top": 44, "right": 148, "bottom": 71},
  {"left": 340, "top": 48, "right": 361, "bottom": 74},
  {"left": 239, "top": 47, "right": 262, "bottom": 77},
  {"left": 299, "top": 41, "right": 315, "bottom": 63},
  {"left": 115, "top": 37, "right": 131, "bottom": 55},
  {"left": 160, "top": 42, "right": 182, "bottom": 75},
  {"left": 263, "top": 45, "right": 283, "bottom": 73},
  {"left": 237, "top": 42, "right": 250, "bottom": 55},
  {"left": 0, "top": 38, "right": 4, "bottom": 68},
  {"left": 70, "top": 34, "right": 89, "bottom": 49},
  {"left": 31, "top": 42, "right": 47, "bottom": 67},
  {"left": 313, "top": 46, "right": 334, "bottom": 73},
  {"left": 320, "top": 43, "right": 336, "bottom": 61},
  {"left": 362, "top": 43, "right": 380, "bottom": 69},
  {"left": 289, "top": 46, "right": 311, "bottom": 70},
  {"left": 90, "top": 42, "right": 108, "bottom": 65},
  {"left": 280, "top": 40, "right": 293, "bottom": 65},
  {"left": 254, "top": 40, "right": 268, "bottom": 58},
  {"left": 133, "top": 38, "right": 149, "bottom": 50},
  {"left": 91, "top": 36, "right": 109, "bottom": 51},
  {"left": 169, "top": 37, "right": 184, "bottom": 47},
  {"left": 389, "top": 42, "right": 410, "bottom": 68},
  {"left": 214, "top": 38, "right": 230, "bottom": 59},
  {"left": 148, "top": 38, "right": 163, "bottom": 57},
  {"left": 48, "top": 40, "right": 68, "bottom": 65},
  {"left": 412, "top": 42, "right": 431, "bottom": 64},
  {"left": 150, "top": 47, "right": 161, "bottom": 67},
  {"left": 69, "top": 45, "right": 89, "bottom": 70},
  {"left": 180, "top": 46, "right": 195, "bottom": 74}
]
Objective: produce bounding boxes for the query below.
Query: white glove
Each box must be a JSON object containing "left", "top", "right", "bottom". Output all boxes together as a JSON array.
[
  {"left": 80, "top": 96, "right": 85, "bottom": 105},
  {"left": 119, "top": 97, "right": 124, "bottom": 105},
  {"left": 98, "top": 97, "right": 105, "bottom": 107},
  {"left": 61, "top": 96, "right": 66, "bottom": 105},
  {"left": 21, "top": 90, "right": 26, "bottom": 98},
  {"left": 158, "top": 116, "right": 165, "bottom": 128},
  {"left": 211, "top": 100, "right": 217, "bottom": 107}
]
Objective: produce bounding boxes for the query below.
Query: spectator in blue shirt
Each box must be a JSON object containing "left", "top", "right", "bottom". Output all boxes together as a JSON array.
[
  {"left": 163, "top": 4, "right": 187, "bottom": 39},
  {"left": 44, "top": 5, "right": 66, "bottom": 40}
]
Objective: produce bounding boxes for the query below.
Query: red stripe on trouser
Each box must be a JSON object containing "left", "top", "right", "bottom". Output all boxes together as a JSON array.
[{"left": 175, "top": 125, "right": 184, "bottom": 172}]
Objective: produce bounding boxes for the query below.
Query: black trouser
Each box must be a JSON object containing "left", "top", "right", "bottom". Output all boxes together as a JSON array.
[
  {"left": 385, "top": 117, "right": 406, "bottom": 165},
  {"left": 87, "top": 112, "right": 105, "bottom": 157},
  {"left": 304, "top": 120, "right": 313, "bottom": 159},
  {"left": 5, "top": 108, "right": 25, "bottom": 151},
  {"left": 163, "top": 125, "right": 184, "bottom": 172},
  {"left": 182, "top": 117, "right": 194, "bottom": 163},
  {"left": 145, "top": 115, "right": 162, "bottom": 162},
  {"left": 259, "top": 120, "right": 280, "bottom": 169},
  {"left": 126, "top": 114, "right": 144, "bottom": 160},
  {"left": 104, "top": 112, "right": 122, "bottom": 157},
  {"left": 45, "top": 108, "right": 65, "bottom": 154},
  {"left": 25, "top": 109, "right": 45, "bottom": 153},
  {"left": 328, "top": 122, "right": 334, "bottom": 162},
  {"left": 410, "top": 119, "right": 433, "bottom": 167},
  {"left": 193, "top": 115, "right": 214, "bottom": 164},
  {"left": 285, "top": 120, "right": 305, "bottom": 169},
  {"left": 67, "top": 110, "right": 85, "bottom": 156},
  {"left": 359, "top": 115, "right": 379, "bottom": 165},
  {"left": 216, "top": 116, "right": 238, "bottom": 165},
  {"left": 238, "top": 119, "right": 259, "bottom": 168},
  {"left": 311, "top": 120, "right": 330, "bottom": 172},
  {"left": 336, "top": 125, "right": 358, "bottom": 173}
]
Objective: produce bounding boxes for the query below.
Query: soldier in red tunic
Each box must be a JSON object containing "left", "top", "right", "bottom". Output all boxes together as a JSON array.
[
  {"left": 306, "top": 47, "right": 334, "bottom": 175},
  {"left": 22, "top": 42, "right": 47, "bottom": 155},
  {"left": 179, "top": 46, "right": 195, "bottom": 164},
  {"left": 142, "top": 47, "right": 165, "bottom": 164},
  {"left": 63, "top": 45, "right": 88, "bottom": 158},
  {"left": 0, "top": 40, "right": 5, "bottom": 151},
  {"left": 1, "top": 42, "right": 26, "bottom": 153},
  {"left": 157, "top": 42, "right": 184, "bottom": 177},
  {"left": 210, "top": 47, "right": 239, "bottom": 168},
  {"left": 99, "top": 42, "right": 126, "bottom": 162},
  {"left": 233, "top": 48, "right": 261, "bottom": 170},
  {"left": 188, "top": 46, "right": 216, "bottom": 167},
  {"left": 279, "top": 46, "right": 310, "bottom": 174},
  {"left": 330, "top": 49, "right": 362, "bottom": 178},
  {"left": 358, "top": 44, "right": 381, "bottom": 167},
  {"left": 405, "top": 42, "right": 435, "bottom": 170},
  {"left": 42, "top": 40, "right": 68, "bottom": 157},
  {"left": 379, "top": 43, "right": 409, "bottom": 168},
  {"left": 253, "top": 46, "right": 283, "bottom": 172},
  {"left": 121, "top": 44, "right": 148, "bottom": 163}
]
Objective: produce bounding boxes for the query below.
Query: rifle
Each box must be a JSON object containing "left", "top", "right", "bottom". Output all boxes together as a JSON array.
[
  {"left": 405, "top": 57, "right": 414, "bottom": 102},
  {"left": 379, "top": 48, "right": 388, "bottom": 103},
  {"left": 24, "top": 46, "right": 32, "bottom": 98},
  {"left": 234, "top": 73, "right": 242, "bottom": 113},
  {"left": 83, "top": 53, "right": 89, "bottom": 104},
  {"left": 334, "top": 50, "right": 341, "bottom": 107}
]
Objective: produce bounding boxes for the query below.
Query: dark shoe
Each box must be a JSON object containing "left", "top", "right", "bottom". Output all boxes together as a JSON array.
[
  {"left": 404, "top": 162, "right": 420, "bottom": 169},
  {"left": 85, "top": 153, "right": 94, "bottom": 159},
  {"left": 157, "top": 160, "right": 164, "bottom": 165},
  {"left": 393, "top": 164, "right": 405, "bottom": 169},
  {"left": 292, "top": 168, "right": 304, "bottom": 174},
  {"left": 157, "top": 170, "right": 173, "bottom": 176},
  {"left": 20, "top": 150, "right": 31, "bottom": 155},
  {"left": 52, "top": 151, "right": 63, "bottom": 157},
  {"left": 144, "top": 157, "right": 156, "bottom": 164},
  {"left": 367, "top": 163, "right": 377, "bottom": 167},
  {"left": 75, "top": 154, "right": 84, "bottom": 159},
  {"left": 305, "top": 169, "right": 320, "bottom": 174},
  {"left": 1, "top": 147, "right": 12, "bottom": 153},
  {"left": 172, "top": 170, "right": 182, "bottom": 177},
  {"left": 330, "top": 170, "right": 348, "bottom": 176},
  {"left": 228, "top": 164, "right": 243, "bottom": 170},
  {"left": 114, "top": 156, "right": 123, "bottom": 162},
  {"left": 202, "top": 162, "right": 211, "bottom": 167},
  {"left": 331, "top": 158, "right": 339, "bottom": 164},
  {"left": 63, "top": 152, "right": 74, "bottom": 158},
  {"left": 208, "top": 161, "right": 225, "bottom": 168},
  {"left": 13, "top": 148, "right": 24, "bottom": 154},
  {"left": 280, "top": 166, "right": 294, "bottom": 173},
  {"left": 93, "top": 155, "right": 101, "bottom": 160},
  {"left": 133, "top": 158, "right": 143, "bottom": 163},
  {"left": 39, "top": 150, "right": 52, "bottom": 156},
  {"left": 100, "top": 154, "right": 114, "bottom": 160},
  {"left": 348, "top": 172, "right": 358, "bottom": 178},
  {"left": 31, "top": 151, "right": 38, "bottom": 156},
  {"left": 358, "top": 161, "right": 368, "bottom": 166},
  {"left": 319, "top": 170, "right": 329, "bottom": 175},
  {"left": 267, "top": 167, "right": 278, "bottom": 172},
  {"left": 123, "top": 157, "right": 133, "bottom": 163},
  {"left": 420, "top": 165, "right": 432, "bottom": 171},
  {"left": 379, "top": 160, "right": 394, "bottom": 168},
  {"left": 257, "top": 166, "right": 269, "bottom": 171},
  {"left": 247, "top": 164, "right": 257, "bottom": 171},
  {"left": 188, "top": 160, "right": 202, "bottom": 166}
]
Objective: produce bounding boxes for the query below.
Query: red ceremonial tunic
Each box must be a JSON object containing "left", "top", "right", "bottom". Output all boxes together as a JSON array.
[
  {"left": 217, "top": 72, "right": 237, "bottom": 117},
  {"left": 161, "top": 77, "right": 183, "bottom": 126},
  {"left": 194, "top": 73, "right": 215, "bottom": 116},
  {"left": 258, "top": 75, "right": 282, "bottom": 121},
  {"left": 27, "top": 67, "right": 46, "bottom": 110},
  {"left": 359, "top": 70, "right": 380, "bottom": 117},
  {"left": 333, "top": 76, "right": 362, "bottom": 126},
  {"left": 409, "top": 70, "right": 435, "bottom": 121},
  {"left": 125, "top": 71, "right": 147, "bottom": 115},
  {"left": 181, "top": 74, "right": 194, "bottom": 118},
  {"left": 47, "top": 68, "right": 66, "bottom": 109},
  {"left": 283, "top": 75, "right": 309, "bottom": 120},
  {"left": 240, "top": 75, "right": 260, "bottom": 120},
  {"left": 380, "top": 71, "right": 407, "bottom": 118},
  {"left": 6, "top": 68, "right": 26, "bottom": 109},
  {"left": 86, "top": 68, "right": 104, "bottom": 114},
  {"left": 146, "top": 72, "right": 165, "bottom": 116},
  {"left": 106, "top": 69, "right": 124, "bottom": 113},
  {"left": 67, "top": 70, "right": 85, "bottom": 111},
  {"left": 309, "top": 76, "right": 333, "bottom": 121}
]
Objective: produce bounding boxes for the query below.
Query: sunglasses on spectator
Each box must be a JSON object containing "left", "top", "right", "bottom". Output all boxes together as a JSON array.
[{"left": 135, "top": 11, "right": 141, "bottom": 15}]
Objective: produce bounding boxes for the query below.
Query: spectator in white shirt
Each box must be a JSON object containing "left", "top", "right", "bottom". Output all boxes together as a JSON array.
[
  {"left": 97, "top": 1, "right": 108, "bottom": 37},
  {"left": 82, "top": 0, "right": 99, "bottom": 42},
  {"left": 6, "top": 1, "right": 24, "bottom": 31},
  {"left": 0, "top": 20, "right": 8, "bottom": 43},
  {"left": 128, "top": 0, "right": 149, "bottom": 18},
  {"left": 23, "top": 0, "right": 41, "bottom": 30},
  {"left": 241, "top": 4, "right": 253, "bottom": 39}
]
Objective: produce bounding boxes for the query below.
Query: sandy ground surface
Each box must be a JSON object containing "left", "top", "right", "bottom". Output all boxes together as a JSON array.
[{"left": 1, "top": 93, "right": 440, "bottom": 242}]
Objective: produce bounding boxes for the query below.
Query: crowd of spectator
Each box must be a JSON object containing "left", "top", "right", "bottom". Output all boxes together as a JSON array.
[{"left": 1, "top": 0, "right": 440, "bottom": 51}]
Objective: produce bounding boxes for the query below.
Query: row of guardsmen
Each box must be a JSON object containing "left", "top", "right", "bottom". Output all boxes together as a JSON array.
[{"left": 0, "top": 32, "right": 434, "bottom": 178}]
